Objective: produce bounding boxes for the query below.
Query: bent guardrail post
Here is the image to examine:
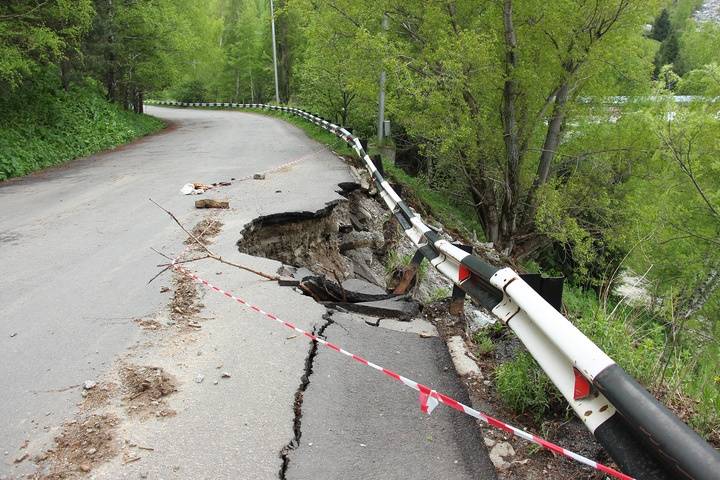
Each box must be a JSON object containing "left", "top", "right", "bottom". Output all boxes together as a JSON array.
[{"left": 150, "top": 101, "right": 720, "bottom": 479}]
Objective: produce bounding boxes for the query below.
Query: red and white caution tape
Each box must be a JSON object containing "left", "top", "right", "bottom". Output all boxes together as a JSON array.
[
  {"left": 171, "top": 264, "right": 633, "bottom": 480},
  {"left": 232, "top": 146, "right": 327, "bottom": 183}
]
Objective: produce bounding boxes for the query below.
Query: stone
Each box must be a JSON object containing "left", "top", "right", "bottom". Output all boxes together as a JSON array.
[
  {"left": 468, "top": 308, "right": 497, "bottom": 331},
  {"left": 253, "top": 173, "right": 266, "bottom": 180},
  {"left": 483, "top": 437, "right": 496, "bottom": 448},
  {"left": 79, "top": 464, "right": 91, "bottom": 473},
  {"left": 291, "top": 267, "right": 315, "bottom": 281},
  {"left": 195, "top": 374, "right": 205, "bottom": 384},
  {"left": 278, "top": 276, "right": 300, "bottom": 287},
  {"left": 86, "top": 448, "right": 97, "bottom": 455},
  {"left": 339, "top": 231, "right": 383, "bottom": 252},
  {"left": 344, "top": 248, "right": 385, "bottom": 286},
  {"left": 489, "top": 442, "right": 515, "bottom": 471},
  {"left": 340, "top": 278, "right": 388, "bottom": 297},
  {"left": 221, "top": 372, "right": 231, "bottom": 378},
  {"left": 83, "top": 380, "right": 97, "bottom": 390},
  {"left": 9, "top": 332, "right": 17, "bottom": 338}
]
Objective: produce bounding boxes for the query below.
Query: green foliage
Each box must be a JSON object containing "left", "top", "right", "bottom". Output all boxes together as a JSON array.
[
  {"left": 650, "top": 9, "right": 672, "bottom": 41},
  {"left": 0, "top": 0, "right": 94, "bottom": 90},
  {"left": 677, "top": 63, "right": 720, "bottom": 95},
  {"left": 0, "top": 73, "right": 163, "bottom": 181},
  {"left": 496, "top": 351, "right": 564, "bottom": 417},
  {"left": 472, "top": 330, "right": 495, "bottom": 357},
  {"left": 177, "top": 80, "right": 208, "bottom": 103},
  {"left": 676, "top": 21, "right": 720, "bottom": 75}
]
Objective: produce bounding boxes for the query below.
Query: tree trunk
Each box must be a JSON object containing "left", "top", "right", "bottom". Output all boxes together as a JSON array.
[
  {"left": 519, "top": 79, "right": 571, "bottom": 230},
  {"left": 235, "top": 70, "right": 240, "bottom": 102},
  {"left": 276, "top": 0, "right": 291, "bottom": 102},
  {"left": 60, "top": 58, "right": 72, "bottom": 91},
  {"left": 536, "top": 80, "right": 570, "bottom": 185},
  {"left": 498, "top": 0, "right": 521, "bottom": 253}
]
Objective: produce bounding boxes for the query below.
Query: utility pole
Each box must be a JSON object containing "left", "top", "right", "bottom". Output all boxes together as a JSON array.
[
  {"left": 270, "top": 0, "right": 281, "bottom": 104},
  {"left": 377, "top": 13, "right": 389, "bottom": 143}
]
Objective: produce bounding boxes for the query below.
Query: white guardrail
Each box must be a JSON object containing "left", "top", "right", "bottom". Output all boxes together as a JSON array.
[{"left": 146, "top": 100, "right": 720, "bottom": 480}]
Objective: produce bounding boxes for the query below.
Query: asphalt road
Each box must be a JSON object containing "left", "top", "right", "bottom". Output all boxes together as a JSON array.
[{"left": 0, "top": 106, "right": 494, "bottom": 479}]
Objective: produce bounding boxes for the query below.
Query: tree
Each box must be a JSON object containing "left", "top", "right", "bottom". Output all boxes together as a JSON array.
[
  {"left": 650, "top": 8, "right": 671, "bottom": 41},
  {"left": 0, "top": 0, "right": 94, "bottom": 91},
  {"left": 382, "top": 0, "right": 658, "bottom": 257},
  {"left": 289, "top": 0, "right": 382, "bottom": 129},
  {"left": 83, "top": 0, "right": 213, "bottom": 112}
]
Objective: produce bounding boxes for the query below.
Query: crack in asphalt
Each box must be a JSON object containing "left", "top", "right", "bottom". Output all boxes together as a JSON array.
[{"left": 278, "top": 311, "right": 335, "bottom": 479}]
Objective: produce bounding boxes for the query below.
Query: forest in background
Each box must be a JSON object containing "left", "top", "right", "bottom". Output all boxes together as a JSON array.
[{"left": 1, "top": 0, "right": 719, "bottom": 443}]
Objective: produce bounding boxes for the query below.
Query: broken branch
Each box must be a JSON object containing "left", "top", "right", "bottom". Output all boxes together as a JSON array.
[{"left": 149, "top": 198, "right": 279, "bottom": 281}]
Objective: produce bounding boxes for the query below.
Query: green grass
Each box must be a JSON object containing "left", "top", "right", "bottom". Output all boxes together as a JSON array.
[
  {"left": 381, "top": 160, "right": 485, "bottom": 241},
  {"left": 472, "top": 330, "right": 495, "bottom": 357},
  {"left": 1, "top": 83, "right": 164, "bottom": 181}
]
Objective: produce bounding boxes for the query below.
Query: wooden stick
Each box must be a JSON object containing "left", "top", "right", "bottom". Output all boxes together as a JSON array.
[{"left": 149, "top": 198, "right": 279, "bottom": 281}]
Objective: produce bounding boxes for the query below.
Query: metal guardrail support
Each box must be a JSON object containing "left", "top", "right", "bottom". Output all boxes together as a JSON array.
[
  {"left": 147, "top": 100, "right": 720, "bottom": 479},
  {"left": 392, "top": 249, "right": 425, "bottom": 295},
  {"left": 449, "top": 243, "right": 472, "bottom": 316}
]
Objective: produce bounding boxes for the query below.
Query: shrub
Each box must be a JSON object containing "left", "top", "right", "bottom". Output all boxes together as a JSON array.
[
  {"left": 495, "top": 351, "right": 564, "bottom": 417},
  {"left": 0, "top": 75, "right": 163, "bottom": 181},
  {"left": 177, "top": 80, "right": 208, "bottom": 103}
]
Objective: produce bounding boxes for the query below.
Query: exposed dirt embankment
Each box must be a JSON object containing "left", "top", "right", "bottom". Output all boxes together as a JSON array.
[{"left": 237, "top": 189, "right": 392, "bottom": 287}]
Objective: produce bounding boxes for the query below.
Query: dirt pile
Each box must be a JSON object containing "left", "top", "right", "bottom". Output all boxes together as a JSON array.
[
  {"left": 35, "top": 414, "right": 119, "bottom": 479},
  {"left": 185, "top": 218, "right": 223, "bottom": 247},
  {"left": 121, "top": 365, "right": 177, "bottom": 418},
  {"left": 170, "top": 274, "right": 202, "bottom": 320}
]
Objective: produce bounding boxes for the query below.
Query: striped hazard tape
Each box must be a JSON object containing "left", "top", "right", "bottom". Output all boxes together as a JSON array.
[
  {"left": 171, "top": 264, "right": 634, "bottom": 480},
  {"left": 232, "top": 146, "right": 327, "bottom": 183}
]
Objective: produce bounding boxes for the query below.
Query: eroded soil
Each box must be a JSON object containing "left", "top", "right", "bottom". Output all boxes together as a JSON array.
[
  {"left": 33, "top": 414, "right": 119, "bottom": 479},
  {"left": 121, "top": 365, "right": 178, "bottom": 419}
]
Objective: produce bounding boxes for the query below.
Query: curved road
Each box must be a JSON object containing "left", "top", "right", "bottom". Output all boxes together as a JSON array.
[{"left": 0, "top": 106, "right": 494, "bottom": 479}]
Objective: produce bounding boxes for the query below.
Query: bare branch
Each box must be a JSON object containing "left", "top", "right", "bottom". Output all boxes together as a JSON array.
[{"left": 149, "top": 198, "right": 279, "bottom": 281}]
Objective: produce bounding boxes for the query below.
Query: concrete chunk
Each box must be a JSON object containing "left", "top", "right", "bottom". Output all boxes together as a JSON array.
[{"left": 446, "top": 336, "right": 482, "bottom": 377}]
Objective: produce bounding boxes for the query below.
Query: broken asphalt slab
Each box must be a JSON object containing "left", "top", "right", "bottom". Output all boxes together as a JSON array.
[
  {"left": 284, "top": 312, "right": 496, "bottom": 480},
  {"left": 326, "top": 296, "right": 421, "bottom": 320}
]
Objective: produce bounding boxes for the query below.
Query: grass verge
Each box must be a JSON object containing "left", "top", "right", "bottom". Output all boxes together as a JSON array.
[{"left": 1, "top": 83, "right": 164, "bottom": 181}]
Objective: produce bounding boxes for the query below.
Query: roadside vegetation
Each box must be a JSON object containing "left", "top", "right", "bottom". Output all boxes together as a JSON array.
[{"left": 0, "top": 75, "right": 162, "bottom": 180}]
